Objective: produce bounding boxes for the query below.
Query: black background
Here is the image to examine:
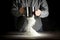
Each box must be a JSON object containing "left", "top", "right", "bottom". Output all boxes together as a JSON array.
[{"left": 1, "top": 0, "right": 60, "bottom": 32}]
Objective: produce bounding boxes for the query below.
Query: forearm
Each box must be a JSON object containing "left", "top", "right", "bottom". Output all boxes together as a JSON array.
[
  {"left": 11, "top": 7, "right": 21, "bottom": 17},
  {"left": 40, "top": 10, "right": 49, "bottom": 18},
  {"left": 39, "top": 0, "right": 49, "bottom": 18},
  {"left": 11, "top": 0, "right": 21, "bottom": 17}
]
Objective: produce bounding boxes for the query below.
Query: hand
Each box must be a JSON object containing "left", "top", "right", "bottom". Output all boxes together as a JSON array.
[
  {"left": 19, "top": 7, "right": 25, "bottom": 14},
  {"left": 35, "top": 9, "right": 41, "bottom": 16}
]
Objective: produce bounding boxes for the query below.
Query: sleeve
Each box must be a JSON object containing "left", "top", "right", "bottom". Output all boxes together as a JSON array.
[
  {"left": 39, "top": 0, "right": 49, "bottom": 18},
  {"left": 11, "top": 0, "right": 21, "bottom": 17}
]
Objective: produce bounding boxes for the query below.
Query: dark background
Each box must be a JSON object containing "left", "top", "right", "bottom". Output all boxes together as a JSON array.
[{"left": 1, "top": 0, "right": 60, "bottom": 32}]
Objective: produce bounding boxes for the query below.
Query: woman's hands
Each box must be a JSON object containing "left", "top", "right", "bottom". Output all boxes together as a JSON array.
[{"left": 19, "top": 7, "right": 41, "bottom": 16}]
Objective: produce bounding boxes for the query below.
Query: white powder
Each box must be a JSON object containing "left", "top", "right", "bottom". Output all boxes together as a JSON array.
[{"left": 24, "top": 15, "right": 40, "bottom": 36}]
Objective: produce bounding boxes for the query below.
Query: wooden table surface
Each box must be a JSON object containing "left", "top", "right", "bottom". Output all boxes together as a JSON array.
[{"left": 1, "top": 32, "right": 60, "bottom": 40}]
